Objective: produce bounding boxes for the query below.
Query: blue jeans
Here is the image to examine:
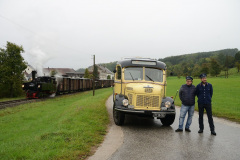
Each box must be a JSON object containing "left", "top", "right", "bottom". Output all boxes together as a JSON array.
[{"left": 178, "top": 104, "right": 195, "bottom": 129}]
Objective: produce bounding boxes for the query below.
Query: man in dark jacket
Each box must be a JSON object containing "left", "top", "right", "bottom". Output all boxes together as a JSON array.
[
  {"left": 196, "top": 74, "right": 216, "bottom": 135},
  {"left": 176, "top": 76, "right": 196, "bottom": 132}
]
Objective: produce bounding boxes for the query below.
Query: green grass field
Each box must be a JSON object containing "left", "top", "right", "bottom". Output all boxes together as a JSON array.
[
  {"left": 167, "top": 73, "right": 240, "bottom": 122},
  {"left": 0, "top": 88, "right": 112, "bottom": 160}
]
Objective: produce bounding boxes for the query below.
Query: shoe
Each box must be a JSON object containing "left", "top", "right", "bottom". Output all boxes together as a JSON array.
[
  {"left": 185, "top": 128, "right": 191, "bottom": 132},
  {"left": 211, "top": 131, "right": 216, "bottom": 136},
  {"left": 175, "top": 128, "right": 183, "bottom": 132},
  {"left": 198, "top": 130, "right": 203, "bottom": 133}
]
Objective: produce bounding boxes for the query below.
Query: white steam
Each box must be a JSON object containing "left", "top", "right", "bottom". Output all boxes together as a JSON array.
[{"left": 28, "top": 47, "right": 52, "bottom": 76}]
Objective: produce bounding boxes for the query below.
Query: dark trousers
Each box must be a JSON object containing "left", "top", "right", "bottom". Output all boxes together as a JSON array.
[{"left": 198, "top": 104, "right": 215, "bottom": 131}]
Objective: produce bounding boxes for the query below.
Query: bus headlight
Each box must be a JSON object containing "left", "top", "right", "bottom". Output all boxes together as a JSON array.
[
  {"left": 165, "top": 101, "right": 171, "bottom": 108},
  {"left": 38, "top": 85, "right": 41, "bottom": 88},
  {"left": 122, "top": 99, "right": 129, "bottom": 106},
  {"left": 22, "top": 85, "right": 24, "bottom": 88}
]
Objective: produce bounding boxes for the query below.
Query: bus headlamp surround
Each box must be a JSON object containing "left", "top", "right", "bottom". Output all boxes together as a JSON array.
[
  {"left": 165, "top": 101, "right": 171, "bottom": 108},
  {"left": 122, "top": 99, "right": 129, "bottom": 106}
]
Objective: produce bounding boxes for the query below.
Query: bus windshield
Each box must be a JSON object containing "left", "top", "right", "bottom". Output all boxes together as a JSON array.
[
  {"left": 124, "top": 67, "right": 163, "bottom": 82},
  {"left": 124, "top": 67, "right": 143, "bottom": 81},
  {"left": 145, "top": 68, "right": 163, "bottom": 82}
]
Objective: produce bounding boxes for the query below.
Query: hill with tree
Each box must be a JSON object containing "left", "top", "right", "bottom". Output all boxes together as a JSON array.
[
  {"left": 158, "top": 48, "right": 239, "bottom": 77},
  {"left": 79, "top": 48, "right": 239, "bottom": 78}
]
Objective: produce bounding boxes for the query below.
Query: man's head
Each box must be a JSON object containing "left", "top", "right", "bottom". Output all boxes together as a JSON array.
[
  {"left": 186, "top": 76, "right": 193, "bottom": 86},
  {"left": 199, "top": 74, "right": 207, "bottom": 84}
]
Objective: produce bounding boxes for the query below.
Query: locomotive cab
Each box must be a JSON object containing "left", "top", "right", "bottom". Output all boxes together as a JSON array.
[{"left": 113, "top": 58, "right": 176, "bottom": 126}]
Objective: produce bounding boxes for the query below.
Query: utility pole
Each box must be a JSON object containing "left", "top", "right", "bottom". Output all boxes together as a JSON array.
[{"left": 93, "top": 55, "right": 95, "bottom": 96}]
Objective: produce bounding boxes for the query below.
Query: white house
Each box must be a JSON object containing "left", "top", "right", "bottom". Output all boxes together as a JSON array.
[
  {"left": 88, "top": 64, "right": 114, "bottom": 80},
  {"left": 23, "top": 65, "right": 35, "bottom": 81}
]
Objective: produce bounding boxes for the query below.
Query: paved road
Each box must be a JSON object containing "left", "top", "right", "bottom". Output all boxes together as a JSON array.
[{"left": 104, "top": 96, "right": 240, "bottom": 160}]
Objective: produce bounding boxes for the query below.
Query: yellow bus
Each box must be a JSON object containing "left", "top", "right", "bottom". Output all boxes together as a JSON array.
[{"left": 113, "top": 58, "right": 175, "bottom": 126}]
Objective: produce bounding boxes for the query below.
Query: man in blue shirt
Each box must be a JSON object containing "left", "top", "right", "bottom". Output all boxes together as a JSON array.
[
  {"left": 196, "top": 74, "right": 216, "bottom": 135},
  {"left": 175, "top": 76, "right": 196, "bottom": 132}
]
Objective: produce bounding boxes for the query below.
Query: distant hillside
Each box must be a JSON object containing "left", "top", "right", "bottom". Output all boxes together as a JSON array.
[
  {"left": 100, "top": 48, "right": 239, "bottom": 77},
  {"left": 158, "top": 48, "right": 239, "bottom": 77},
  {"left": 158, "top": 48, "right": 238, "bottom": 66}
]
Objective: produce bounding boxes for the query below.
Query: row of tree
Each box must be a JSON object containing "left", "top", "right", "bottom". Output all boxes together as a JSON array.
[{"left": 162, "top": 49, "right": 240, "bottom": 78}]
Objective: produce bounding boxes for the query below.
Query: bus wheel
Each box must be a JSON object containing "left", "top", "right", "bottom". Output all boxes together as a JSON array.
[
  {"left": 160, "top": 114, "right": 175, "bottom": 126},
  {"left": 113, "top": 105, "right": 125, "bottom": 126}
]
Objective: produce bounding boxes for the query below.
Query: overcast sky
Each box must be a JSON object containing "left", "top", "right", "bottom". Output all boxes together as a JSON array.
[{"left": 0, "top": 0, "right": 239, "bottom": 71}]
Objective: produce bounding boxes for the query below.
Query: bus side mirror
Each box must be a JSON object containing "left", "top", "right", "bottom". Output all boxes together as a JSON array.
[{"left": 113, "top": 69, "right": 116, "bottom": 73}]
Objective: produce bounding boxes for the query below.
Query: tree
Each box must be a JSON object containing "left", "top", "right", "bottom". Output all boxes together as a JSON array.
[
  {"left": 225, "top": 55, "right": 229, "bottom": 78},
  {"left": 50, "top": 70, "right": 57, "bottom": 76},
  {"left": 235, "top": 51, "right": 240, "bottom": 72},
  {"left": 235, "top": 51, "right": 240, "bottom": 62},
  {"left": 84, "top": 68, "right": 90, "bottom": 78},
  {"left": 107, "top": 75, "right": 111, "bottom": 79},
  {"left": 0, "top": 42, "right": 27, "bottom": 97},
  {"left": 173, "top": 64, "right": 183, "bottom": 79},
  {"left": 192, "top": 64, "right": 201, "bottom": 77},
  {"left": 226, "top": 56, "right": 235, "bottom": 68},
  {"left": 210, "top": 58, "right": 221, "bottom": 77},
  {"left": 200, "top": 63, "right": 209, "bottom": 75},
  {"left": 93, "top": 65, "right": 99, "bottom": 79},
  {"left": 235, "top": 62, "right": 240, "bottom": 73}
]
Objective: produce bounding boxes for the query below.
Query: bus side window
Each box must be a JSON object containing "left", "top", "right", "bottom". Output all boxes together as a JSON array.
[{"left": 117, "top": 66, "right": 121, "bottom": 80}]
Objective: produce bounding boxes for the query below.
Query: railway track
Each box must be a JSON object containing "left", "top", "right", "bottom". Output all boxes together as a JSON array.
[
  {"left": 0, "top": 99, "right": 40, "bottom": 110},
  {"left": 0, "top": 87, "right": 112, "bottom": 110}
]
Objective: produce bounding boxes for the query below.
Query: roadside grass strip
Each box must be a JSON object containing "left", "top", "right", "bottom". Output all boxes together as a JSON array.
[{"left": 0, "top": 88, "right": 112, "bottom": 160}]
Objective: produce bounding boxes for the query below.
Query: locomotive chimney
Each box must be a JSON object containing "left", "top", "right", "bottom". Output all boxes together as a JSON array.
[{"left": 32, "top": 70, "right": 37, "bottom": 80}]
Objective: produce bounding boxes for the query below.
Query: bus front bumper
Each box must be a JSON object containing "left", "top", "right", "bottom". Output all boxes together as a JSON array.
[{"left": 114, "top": 106, "right": 175, "bottom": 118}]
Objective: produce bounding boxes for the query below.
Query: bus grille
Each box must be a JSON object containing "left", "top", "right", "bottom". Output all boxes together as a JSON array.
[
  {"left": 136, "top": 95, "right": 160, "bottom": 108},
  {"left": 128, "top": 93, "right": 133, "bottom": 105}
]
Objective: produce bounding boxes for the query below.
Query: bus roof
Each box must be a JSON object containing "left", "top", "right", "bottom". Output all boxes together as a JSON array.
[{"left": 117, "top": 58, "right": 167, "bottom": 70}]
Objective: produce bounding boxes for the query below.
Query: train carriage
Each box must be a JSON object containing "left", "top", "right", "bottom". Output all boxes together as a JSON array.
[
  {"left": 23, "top": 71, "right": 114, "bottom": 99},
  {"left": 63, "top": 78, "right": 70, "bottom": 92},
  {"left": 73, "top": 79, "right": 78, "bottom": 91},
  {"left": 82, "top": 78, "right": 87, "bottom": 90}
]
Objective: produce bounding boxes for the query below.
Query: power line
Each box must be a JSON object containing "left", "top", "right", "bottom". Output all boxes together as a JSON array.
[
  {"left": 0, "top": 13, "right": 83, "bottom": 54},
  {"left": 0, "top": 14, "right": 38, "bottom": 35}
]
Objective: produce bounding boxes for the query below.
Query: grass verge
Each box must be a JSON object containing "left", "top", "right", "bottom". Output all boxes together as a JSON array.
[
  {"left": 167, "top": 76, "right": 240, "bottom": 123},
  {"left": 0, "top": 96, "right": 25, "bottom": 102},
  {"left": 0, "top": 88, "right": 112, "bottom": 160}
]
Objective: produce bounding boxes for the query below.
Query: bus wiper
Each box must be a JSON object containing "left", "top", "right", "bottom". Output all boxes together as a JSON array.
[
  {"left": 129, "top": 72, "right": 134, "bottom": 81},
  {"left": 146, "top": 75, "right": 154, "bottom": 82}
]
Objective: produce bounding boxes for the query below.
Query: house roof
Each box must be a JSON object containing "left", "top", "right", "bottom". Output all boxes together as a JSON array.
[{"left": 88, "top": 64, "right": 113, "bottom": 74}]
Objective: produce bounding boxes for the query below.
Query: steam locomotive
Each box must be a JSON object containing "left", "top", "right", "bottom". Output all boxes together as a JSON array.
[{"left": 22, "top": 71, "right": 113, "bottom": 99}]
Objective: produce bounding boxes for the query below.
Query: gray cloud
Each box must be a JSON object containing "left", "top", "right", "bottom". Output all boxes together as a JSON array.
[{"left": 0, "top": 0, "right": 239, "bottom": 69}]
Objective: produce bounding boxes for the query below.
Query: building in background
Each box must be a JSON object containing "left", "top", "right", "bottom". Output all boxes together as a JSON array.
[
  {"left": 23, "top": 65, "right": 35, "bottom": 81},
  {"left": 88, "top": 64, "right": 114, "bottom": 79},
  {"left": 42, "top": 68, "right": 83, "bottom": 78},
  {"left": 23, "top": 66, "right": 85, "bottom": 81}
]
